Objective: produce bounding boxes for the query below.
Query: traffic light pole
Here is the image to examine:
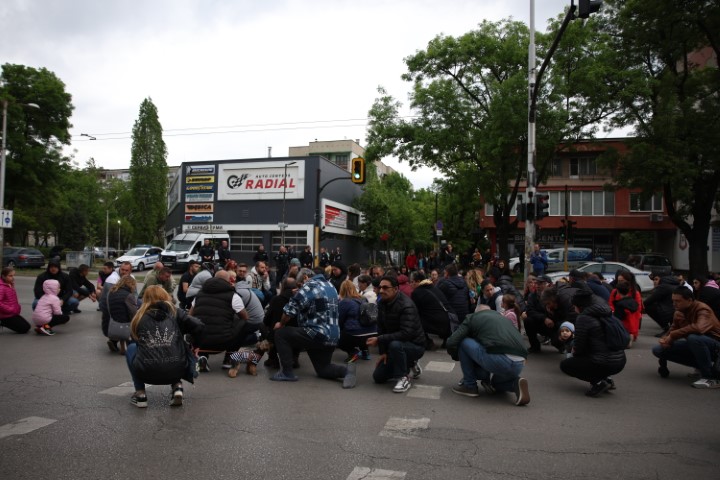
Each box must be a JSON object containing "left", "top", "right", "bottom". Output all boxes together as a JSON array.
[{"left": 523, "top": 0, "right": 537, "bottom": 286}]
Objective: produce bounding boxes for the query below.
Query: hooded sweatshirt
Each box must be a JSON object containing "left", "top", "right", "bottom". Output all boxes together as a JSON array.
[{"left": 32, "top": 280, "right": 64, "bottom": 326}]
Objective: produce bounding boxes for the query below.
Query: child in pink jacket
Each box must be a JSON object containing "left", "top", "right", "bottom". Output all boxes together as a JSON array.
[{"left": 31, "top": 279, "right": 70, "bottom": 336}]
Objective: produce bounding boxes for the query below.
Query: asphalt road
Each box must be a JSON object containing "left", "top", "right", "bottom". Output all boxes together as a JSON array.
[{"left": 0, "top": 276, "right": 718, "bottom": 480}]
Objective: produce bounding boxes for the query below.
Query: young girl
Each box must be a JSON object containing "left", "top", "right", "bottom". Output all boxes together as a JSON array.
[
  {"left": 126, "top": 286, "right": 204, "bottom": 408},
  {"left": 0, "top": 267, "right": 30, "bottom": 333},
  {"left": 501, "top": 293, "right": 522, "bottom": 331},
  {"left": 31, "top": 279, "right": 70, "bottom": 335},
  {"left": 558, "top": 321, "right": 575, "bottom": 358}
]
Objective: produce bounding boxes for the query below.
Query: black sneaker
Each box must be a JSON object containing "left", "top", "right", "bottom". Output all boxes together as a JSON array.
[
  {"left": 586, "top": 380, "right": 610, "bottom": 397},
  {"left": 658, "top": 359, "right": 669, "bottom": 378},
  {"left": 221, "top": 353, "right": 232, "bottom": 369},
  {"left": 197, "top": 356, "right": 210, "bottom": 372},
  {"left": 605, "top": 377, "right": 616, "bottom": 391},
  {"left": 72, "top": 308, "right": 82, "bottom": 314},
  {"left": 131, "top": 393, "right": 148, "bottom": 408},
  {"left": 452, "top": 384, "right": 480, "bottom": 397},
  {"left": 169, "top": 385, "right": 183, "bottom": 406}
]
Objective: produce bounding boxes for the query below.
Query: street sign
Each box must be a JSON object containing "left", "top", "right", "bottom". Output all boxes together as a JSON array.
[
  {"left": 1, "top": 209, "right": 12, "bottom": 229},
  {"left": 278, "top": 222, "right": 288, "bottom": 230},
  {"left": 436, "top": 220, "right": 443, "bottom": 231},
  {"left": 436, "top": 230, "right": 443, "bottom": 237}
]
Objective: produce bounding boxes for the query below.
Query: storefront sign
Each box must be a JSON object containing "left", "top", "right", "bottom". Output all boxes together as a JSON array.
[
  {"left": 185, "top": 184, "right": 215, "bottom": 192},
  {"left": 185, "top": 214, "right": 214, "bottom": 223},
  {"left": 325, "top": 205, "right": 348, "bottom": 229},
  {"left": 185, "top": 203, "right": 214, "bottom": 213},
  {"left": 218, "top": 162, "right": 305, "bottom": 201},
  {"left": 185, "top": 192, "right": 214, "bottom": 203},
  {"left": 182, "top": 224, "right": 226, "bottom": 232},
  {"left": 186, "top": 176, "right": 215, "bottom": 184},
  {"left": 186, "top": 165, "right": 216, "bottom": 176}
]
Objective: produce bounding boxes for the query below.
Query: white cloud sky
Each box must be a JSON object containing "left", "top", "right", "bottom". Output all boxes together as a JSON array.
[{"left": 1, "top": 0, "right": 568, "bottom": 189}]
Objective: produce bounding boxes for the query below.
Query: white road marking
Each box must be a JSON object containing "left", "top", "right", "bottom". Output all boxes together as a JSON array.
[
  {"left": 423, "top": 360, "right": 456, "bottom": 373},
  {"left": 379, "top": 417, "right": 430, "bottom": 439},
  {"left": 347, "top": 467, "right": 406, "bottom": 479},
  {"left": 406, "top": 384, "right": 443, "bottom": 399},
  {"left": 0, "top": 416, "right": 57, "bottom": 440}
]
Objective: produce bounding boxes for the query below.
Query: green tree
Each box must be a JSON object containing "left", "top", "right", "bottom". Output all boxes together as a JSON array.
[
  {"left": 600, "top": 0, "right": 720, "bottom": 278},
  {"left": 366, "top": 18, "right": 620, "bottom": 259},
  {"left": 129, "top": 98, "right": 168, "bottom": 245},
  {"left": 0, "top": 64, "right": 74, "bottom": 244}
]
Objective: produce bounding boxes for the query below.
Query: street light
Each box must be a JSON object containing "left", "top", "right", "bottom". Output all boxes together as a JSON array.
[
  {"left": 117, "top": 220, "right": 121, "bottom": 252},
  {"left": 280, "top": 161, "right": 296, "bottom": 247},
  {"left": 0, "top": 98, "right": 40, "bottom": 265}
]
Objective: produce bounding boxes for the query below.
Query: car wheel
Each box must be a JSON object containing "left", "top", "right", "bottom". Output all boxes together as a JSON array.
[
  {"left": 137, "top": 262, "right": 145, "bottom": 271},
  {"left": 7, "top": 260, "right": 15, "bottom": 268}
]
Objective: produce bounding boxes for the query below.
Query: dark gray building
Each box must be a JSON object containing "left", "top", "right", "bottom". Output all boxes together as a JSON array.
[{"left": 165, "top": 156, "right": 365, "bottom": 266}]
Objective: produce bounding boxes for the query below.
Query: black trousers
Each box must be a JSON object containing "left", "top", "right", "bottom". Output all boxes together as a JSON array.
[
  {"left": 274, "top": 326, "right": 346, "bottom": 379},
  {"left": 0, "top": 315, "right": 31, "bottom": 333},
  {"left": 560, "top": 356, "right": 626, "bottom": 384},
  {"left": 523, "top": 316, "right": 563, "bottom": 350}
]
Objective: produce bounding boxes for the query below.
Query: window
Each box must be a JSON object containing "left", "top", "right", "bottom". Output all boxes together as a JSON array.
[
  {"left": 569, "top": 157, "right": 597, "bottom": 177},
  {"left": 549, "top": 191, "right": 567, "bottom": 216},
  {"left": 551, "top": 158, "right": 563, "bottom": 177},
  {"left": 271, "top": 232, "right": 308, "bottom": 253},
  {"left": 629, "top": 192, "right": 663, "bottom": 212},
  {"left": 569, "top": 190, "right": 614, "bottom": 216},
  {"left": 335, "top": 154, "right": 349, "bottom": 169},
  {"left": 229, "top": 231, "right": 265, "bottom": 252}
]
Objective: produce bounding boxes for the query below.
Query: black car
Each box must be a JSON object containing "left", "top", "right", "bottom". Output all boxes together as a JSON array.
[{"left": 3, "top": 247, "right": 46, "bottom": 268}]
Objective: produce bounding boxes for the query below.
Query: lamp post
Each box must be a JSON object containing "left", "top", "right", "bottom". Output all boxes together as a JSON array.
[
  {"left": 0, "top": 99, "right": 40, "bottom": 265},
  {"left": 117, "top": 220, "right": 121, "bottom": 252},
  {"left": 105, "top": 210, "right": 109, "bottom": 259},
  {"left": 280, "top": 161, "right": 296, "bottom": 246}
]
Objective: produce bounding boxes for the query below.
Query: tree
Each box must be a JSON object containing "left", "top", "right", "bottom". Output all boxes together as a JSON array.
[
  {"left": 0, "top": 64, "right": 74, "bottom": 244},
  {"left": 129, "top": 98, "right": 168, "bottom": 245},
  {"left": 600, "top": 0, "right": 720, "bottom": 278},
  {"left": 366, "top": 18, "right": 621, "bottom": 259}
]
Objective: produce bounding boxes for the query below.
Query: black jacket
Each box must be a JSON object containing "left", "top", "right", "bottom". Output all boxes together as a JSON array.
[
  {"left": 411, "top": 283, "right": 452, "bottom": 337},
  {"left": 33, "top": 264, "right": 73, "bottom": 303},
  {"left": 573, "top": 302, "right": 627, "bottom": 367},
  {"left": 108, "top": 286, "right": 137, "bottom": 324},
  {"left": 377, "top": 292, "right": 426, "bottom": 352},
  {"left": 68, "top": 268, "right": 96, "bottom": 294},
  {"left": 697, "top": 286, "right": 720, "bottom": 320},
  {"left": 644, "top": 276, "right": 679, "bottom": 328},
  {"left": 438, "top": 275, "right": 470, "bottom": 322},
  {"left": 192, "top": 277, "right": 241, "bottom": 351}
]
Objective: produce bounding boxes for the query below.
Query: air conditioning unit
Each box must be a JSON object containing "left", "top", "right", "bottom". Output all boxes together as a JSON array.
[{"left": 650, "top": 213, "right": 664, "bottom": 222}]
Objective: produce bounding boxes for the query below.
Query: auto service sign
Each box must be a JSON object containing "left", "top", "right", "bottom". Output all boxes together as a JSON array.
[{"left": 218, "top": 161, "right": 305, "bottom": 201}]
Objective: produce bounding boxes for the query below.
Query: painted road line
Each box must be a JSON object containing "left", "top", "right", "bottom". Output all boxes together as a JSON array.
[
  {"left": 423, "top": 360, "right": 456, "bottom": 373},
  {"left": 407, "top": 384, "right": 443, "bottom": 400},
  {"left": 347, "top": 467, "right": 406, "bottom": 479},
  {"left": 0, "top": 417, "right": 57, "bottom": 440},
  {"left": 379, "top": 417, "right": 430, "bottom": 440}
]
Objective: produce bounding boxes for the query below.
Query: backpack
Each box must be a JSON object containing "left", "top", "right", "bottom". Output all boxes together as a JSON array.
[
  {"left": 601, "top": 314, "right": 631, "bottom": 351},
  {"left": 357, "top": 297, "right": 378, "bottom": 327},
  {"left": 498, "top": 278, "right": 526, "bottom": 312}
]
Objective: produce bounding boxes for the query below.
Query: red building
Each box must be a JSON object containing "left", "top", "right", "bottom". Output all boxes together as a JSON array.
[{"left": 481, "top": 138, "right": 676, "bottom": 260}]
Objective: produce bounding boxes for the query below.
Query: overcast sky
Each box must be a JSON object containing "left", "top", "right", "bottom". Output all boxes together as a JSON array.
[{"left": 1, "top": 0, "right": 568, "bottom": 189}]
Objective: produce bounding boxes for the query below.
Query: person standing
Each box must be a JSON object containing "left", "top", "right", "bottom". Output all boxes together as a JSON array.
[
  {"left": 198, "top": 239, "right": 215, "bottom": 264},
  {"left": 299, "top": 245, "right": 314, "bottom": 269},
  {"left": 318, "top": 247, "right": 331, "bottom": 268},
  {"left": 0, "top": 267, "right": 30, "bottom": 333},
  {"left": 529, "top": 244, "right": 548, "bottom": 276},
  {"left": 366, "top": 276, "right": 426, "bottom": 393},
  {"left": 253, "top": 244, "right": 269, "bottom": 264},
  {"left": 274, "top": 246, "right": 290, "bottom": 289},
  {"left": 217, "top": 240, "right": 232, "bottom": 266}
]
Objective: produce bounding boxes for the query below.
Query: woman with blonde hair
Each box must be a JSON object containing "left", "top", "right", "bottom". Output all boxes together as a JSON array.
[
  {"left": 337, "top": 279, "right": 377, "bottom": 361},
  {"left": 107, "top": 275, "right": 138, "bottom": 354},
  {"left": 125, "top": 285, "right": 204, "bottom": 408},
  {"left": 465, "top": 269, "right": 484, "bottom": 307}
]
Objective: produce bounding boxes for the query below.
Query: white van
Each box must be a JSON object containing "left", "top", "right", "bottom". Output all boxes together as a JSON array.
[{"left": 160, "top": 232, "right": 230, "bottom": 271}]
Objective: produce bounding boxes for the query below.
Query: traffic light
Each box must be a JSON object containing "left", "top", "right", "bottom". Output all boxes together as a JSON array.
[
  {"left": 535, "top": 193, "right": 550, "bottom": 220},
  {"left": 578, "top": 0, "right": 602, "bottom": 18},
  {"left": 517, "top": 203, "right": 527, "bottom": 222},
  {"left": 567, "top": 219, "right": 577, "bottom": 242},
  {"left": 351, "top": 157, "right": 365, "bottom": 184}
]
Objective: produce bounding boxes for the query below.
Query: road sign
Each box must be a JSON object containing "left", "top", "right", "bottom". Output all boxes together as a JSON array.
[
  {"left": 1, "top": 210, "right": 12, "bottom": 229},
  {"left": 436, "top": 220, "right": 443, "bottom": 231}
]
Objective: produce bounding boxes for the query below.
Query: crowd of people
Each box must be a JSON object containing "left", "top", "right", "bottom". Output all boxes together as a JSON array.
[{"left": 2, "top": 241, "right": 719, "bottom": 409}]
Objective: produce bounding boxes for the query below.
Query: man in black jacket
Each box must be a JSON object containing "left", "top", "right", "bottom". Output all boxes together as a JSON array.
[
  {"left": 68, "top": 263, "right": 97, "bottom": 312},
  {"left": 523, "top": 276, "right": 562, "bottom": 353},
  {"left": 645, "top": 275, "right": 680, "bottom": 336},
  {"left": 411, "top": 271, "right": 453, "bottom": 349},
  {"left": 437, "top": 264, "right": 469, "bottom": 323},
  {"left": 367, "top": 276, "right": 426, "bottom": 393},
  {"left": 33, "top": 260, "right": 79, "bottom": 315}
]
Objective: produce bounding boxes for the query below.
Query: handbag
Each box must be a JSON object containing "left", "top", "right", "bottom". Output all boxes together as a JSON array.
[
  {"left": 426, "top": 288, "right": 458, "bottom": 335},
  {"left": 106, "top": 295, "right": 131, "bottom": 341}
]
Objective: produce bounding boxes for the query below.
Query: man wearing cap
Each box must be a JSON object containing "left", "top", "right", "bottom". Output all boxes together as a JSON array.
[
  {"left": 560, "top": 287, "right": 626, "bottom": 396},
  {"left": 523, "top": 275, "right": 558, "bottom": 353},
  {"left": 447, "top": 305, "right": 530, "bottom": 406}
]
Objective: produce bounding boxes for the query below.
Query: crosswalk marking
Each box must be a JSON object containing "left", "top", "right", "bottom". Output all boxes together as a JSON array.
[
  {"left": 0, "top": 416, "right": 57, "bottom": 440},
  {"left": 423, "top": 360, "right": 456, "bottom": 373},
  {"left": 379, "top": 416, "right": 430, "bottom": 439},
  {"left": 407, "top": 384, "right": 443, "bottom": 399},
  {"left": 347, "top": 467, "right": 406, "bottom": 479}
]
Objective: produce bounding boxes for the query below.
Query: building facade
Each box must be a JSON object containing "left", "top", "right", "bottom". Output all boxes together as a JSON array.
[
  {"left": 164, "top": 156, "right": 365, "bottom": 266},
  {"left": 289, "top": 139, "right": 396, "bottom": 178}
]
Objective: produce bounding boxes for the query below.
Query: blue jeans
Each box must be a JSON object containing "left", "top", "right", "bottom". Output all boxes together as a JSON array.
[
  {"left": 652, "top": 334, "right": 720, "bottom": 378},
  {"left": 458, "top": 337, "right": 525, "bottom": 392},
  {"left": 372, "top": 340, "right": 425, "bottom": 383},
  {"left": 125, "top": 342, "right": 145, "bottom": 391}
]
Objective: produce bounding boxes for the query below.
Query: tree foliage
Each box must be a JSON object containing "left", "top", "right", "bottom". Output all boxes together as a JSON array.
[
  {"left": 129, "top": 98, "right": 168, "bottom": 245},
  {"left": 599, "top": 0, "right": 720, "bottom": 277}
]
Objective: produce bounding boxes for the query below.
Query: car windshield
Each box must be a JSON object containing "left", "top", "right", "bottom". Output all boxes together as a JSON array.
[
  {"left": 165, "top": 240, "right": 195, "bottom": 252},
  {"left": 125, "top": 248, "right": 147, "bottom": 256}
]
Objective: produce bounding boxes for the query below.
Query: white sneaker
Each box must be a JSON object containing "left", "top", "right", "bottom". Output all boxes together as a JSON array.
[
  {"left": 393, "top": 376, "right": 411, "bottom": 393},
  {"left": 691, "top": 378, "right": 720, "bottom": 389}
]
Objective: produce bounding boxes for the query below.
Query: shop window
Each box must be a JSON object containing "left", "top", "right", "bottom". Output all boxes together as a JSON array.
[
  {"left": 629, "top": 192, "right": 663, "bottom": 212},
  {"left": 229, "top": 231, "right": 265, "bottom": 252}
]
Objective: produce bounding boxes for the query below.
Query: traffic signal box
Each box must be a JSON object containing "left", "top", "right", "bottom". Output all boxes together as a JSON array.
[
  {"left": 578, "top": 0, "right": 602, "bottom": 18},
  {"left": 351, "top": 157, "right": 366, "bottom": 184},
  {"left": 535, "top": 193, "right": 550, "bottom": 220}
]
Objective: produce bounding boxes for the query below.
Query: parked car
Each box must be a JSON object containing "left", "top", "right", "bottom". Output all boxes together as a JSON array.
[
  {"left": 3, "top": 247, "right": 46, "bottom": 268},
  {"left": 509, "top": 247, "right": 594, "bottom": 273},
  {"left": 115, "top": 246, "right": 163, "bottom": 271},
  {"left": 625, "top": 253, "right": 673, "bottom": 276},
  {"left": 546, "top": 261, "right": 655, "bottom": 293},
  {"left": 85, "top": 247, "right": 119, "bottom": 259}
]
